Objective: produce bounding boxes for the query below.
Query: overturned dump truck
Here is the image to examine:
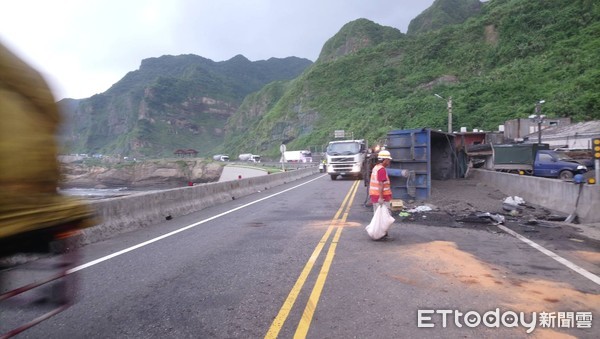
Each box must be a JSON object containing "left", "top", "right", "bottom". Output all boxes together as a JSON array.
[
  {"left": 1, "top": 42, "right": 95, "bottom": 337},
  {"left": 384, "top": 128, "right": 461, "bottom": 200}
]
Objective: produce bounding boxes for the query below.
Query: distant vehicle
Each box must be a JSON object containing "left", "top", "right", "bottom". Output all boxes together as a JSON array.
[
  {"left": 492, "top": 143, "right": 587, "bottom": 180},
  {"left": 213, "top": 154, "right": 229, "bottom": 162},
  {"left": 325, "top": 139, "right": 367, "bottom": 180},
  {"left": 283, "top": 150, "right": 312, "bottom": 163},
  {"left": 239, "top": 153, "right": 261, "bottom": 163}
]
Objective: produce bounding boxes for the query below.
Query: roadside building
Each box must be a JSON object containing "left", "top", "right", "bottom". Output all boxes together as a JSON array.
[
  {"left": 503, "top": 117, "right": 571, "bottom": 142},
  {"left": 522, "top": 120, "right": 600, "bottom": 149}
]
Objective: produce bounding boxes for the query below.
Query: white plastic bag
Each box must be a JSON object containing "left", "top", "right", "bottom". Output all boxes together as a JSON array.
[{"left": 365, "top": 205, "right": 395, "bottom": 240}]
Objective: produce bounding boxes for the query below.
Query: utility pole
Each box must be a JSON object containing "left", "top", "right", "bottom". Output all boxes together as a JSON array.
[
  {"left": 447, "top": 96, "right": 453, "bottom": 134},
  {"left": 532, "top": 100, "right": 545, "bottom": 144},
  {"left": 434, "top": 94, "right": 453, "bottom": 133},
  {"left": 593, "top": 138, "right": 600, "bottom": 185}
]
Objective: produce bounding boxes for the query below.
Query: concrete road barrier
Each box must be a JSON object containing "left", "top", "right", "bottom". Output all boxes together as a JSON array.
[
  {"left": 81, "top": 167, "right": 319, "bottom": 245},
  {"left": 80, "top": 167, "right": 598, "bottom": 246},
  {"left": 470, "top": 169, "right": 599, "bottom": 223}
]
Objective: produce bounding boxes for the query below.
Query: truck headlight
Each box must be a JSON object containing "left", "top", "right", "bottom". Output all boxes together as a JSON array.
[{"left": 577, "top": 165, "right": 587, "bottom": 171}]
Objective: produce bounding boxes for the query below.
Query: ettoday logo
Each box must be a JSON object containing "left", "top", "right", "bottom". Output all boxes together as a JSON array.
[{"left": 417, "top": 309, "right": 593, "bottom": 334}]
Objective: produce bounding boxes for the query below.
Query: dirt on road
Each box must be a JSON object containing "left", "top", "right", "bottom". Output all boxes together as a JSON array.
[{"left": 394, "top": 177, "right": 600, "bottom": 254}]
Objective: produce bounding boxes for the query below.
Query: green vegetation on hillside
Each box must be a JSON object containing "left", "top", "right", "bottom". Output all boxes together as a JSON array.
[
  {"left": 59, "top": 55, "right": 312, "bottom": 158},
  {"left": 319, "top": 18, "right": 403, "bottom": 61},
  {"left": 222, "top": 0, "right": 600, "bottom": 158},
  {"left": 407, "top": 0, "right": 482, "bottom": 34},
  {"left": 59, "top": 0, "right": 600, "bottom": 161}
]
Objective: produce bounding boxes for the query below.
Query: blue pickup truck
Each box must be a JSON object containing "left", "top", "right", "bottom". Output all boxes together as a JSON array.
[{"left": 492, "top": 144, "right": 588, "bottom": 180}]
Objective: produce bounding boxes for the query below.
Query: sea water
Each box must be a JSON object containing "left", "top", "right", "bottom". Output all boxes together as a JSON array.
[{"left": 59, "top": 187, "right": 133, "bottom": 200}]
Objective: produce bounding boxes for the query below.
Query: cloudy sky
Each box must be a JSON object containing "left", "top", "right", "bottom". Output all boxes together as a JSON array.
[{"left": 0, "top": 0, "right": 435, "bottom": 100}]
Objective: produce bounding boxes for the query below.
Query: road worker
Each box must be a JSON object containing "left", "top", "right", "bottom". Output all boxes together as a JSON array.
[{"left": 369, "top": 150, "right": 393, "bottom": 213}]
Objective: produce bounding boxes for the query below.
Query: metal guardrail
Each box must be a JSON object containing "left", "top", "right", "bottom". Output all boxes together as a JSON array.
[{"left": 227, "top": 161, "right": 318, "bottom": 171}]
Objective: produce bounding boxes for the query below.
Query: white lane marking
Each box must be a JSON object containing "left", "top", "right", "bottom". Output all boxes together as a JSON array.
[
  {"left": 497, "top": 224, "right": 600, "bottom": 286},
  {"left": 68, "top": 174, "right": 327, "bottom": 274}
]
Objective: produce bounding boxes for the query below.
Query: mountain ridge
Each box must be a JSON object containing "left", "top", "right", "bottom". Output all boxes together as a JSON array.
[
  {"left": 219, "top": 0, "right": 600, "bottom": 158},
  {"left": 59, "top": 55, "right": 312, "bottom": 157},
  {"left": 58, "top": 0, "right": 600, "bottom": 160}
]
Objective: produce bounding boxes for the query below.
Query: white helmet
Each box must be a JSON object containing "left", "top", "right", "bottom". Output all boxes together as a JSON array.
[{"left": 378, "top": 150, "right": 392, "bottom": 160}]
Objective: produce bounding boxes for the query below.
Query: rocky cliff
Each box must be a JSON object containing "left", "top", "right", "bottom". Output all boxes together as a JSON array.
[
  {"left": 60, "top": 158, "right": 223, "bottom": 189},
  {"left": 58, "top": 55, "right": 312, "bottom": 158}
]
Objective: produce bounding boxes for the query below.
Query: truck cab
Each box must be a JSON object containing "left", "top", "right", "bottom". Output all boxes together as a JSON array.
[
  {"left": 533, "top": 150, "right": 587, "bottom": 180},
  {"left": 325, "top": 139, "right": 367, "bottom": 180}
]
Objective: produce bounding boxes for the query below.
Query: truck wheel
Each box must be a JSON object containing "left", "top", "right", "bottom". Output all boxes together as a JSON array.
[
  {"left": 330, "top": 174, "right": 337, "bottom": 180},
  {"left": 559, "top": 170, "right": 574, "bottom": 180}
]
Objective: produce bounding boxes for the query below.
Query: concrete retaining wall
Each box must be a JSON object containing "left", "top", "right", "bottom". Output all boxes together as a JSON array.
[
  {"left": 82, "top": 167, "right": 319, "bottom": 245},
  {"left": 469, "top": 169, "right": 600, "bottom": 223}
]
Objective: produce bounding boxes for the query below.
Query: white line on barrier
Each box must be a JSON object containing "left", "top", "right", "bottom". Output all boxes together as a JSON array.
[
  {"left": 68, "top": 174, "right": 328, "bottom": 273},
  {"left": 497, "top": 224, "right": 600, "bottom": 286}
]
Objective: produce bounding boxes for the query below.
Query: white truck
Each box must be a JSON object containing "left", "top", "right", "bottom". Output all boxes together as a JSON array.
[
  {"left": 212, "top": 154, "right": 229, "bottom": 161},
  {"left": 239, "top": 153, "right": 261, "bottom": 163},
  {"left": 283, "top": 150, "right": 312, "bottom": 163},
  {"left": 325, "top": 139, "right": 367, "bottom": 180}
]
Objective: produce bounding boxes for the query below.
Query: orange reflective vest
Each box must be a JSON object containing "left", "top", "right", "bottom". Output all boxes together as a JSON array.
[{"left": 369, "top": 164, "right": 392, "bottom": 198}]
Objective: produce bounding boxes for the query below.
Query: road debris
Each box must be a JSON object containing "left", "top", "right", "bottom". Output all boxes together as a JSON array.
[
  {"left": 455, "top": 212, "right": 505, "bottom": 225},
  {"left": 407, "top": 205, "right": 433, "bottom": 213},
  {"left": 502, "top": 196, "right": 525, "bottom": 212},
  {"left": 504, "top": 196, "right": 525, "bottom": 205},
  {"left": 529, "top": 221, "right": 561, "bottom": 228}
]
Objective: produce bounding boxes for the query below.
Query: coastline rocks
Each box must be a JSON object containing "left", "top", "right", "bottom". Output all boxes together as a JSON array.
[{"left": 60, "top": 159, "right": 224, "bottom": 189}]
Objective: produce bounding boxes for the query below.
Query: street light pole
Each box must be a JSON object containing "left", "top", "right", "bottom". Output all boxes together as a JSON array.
[
  {"left": 447, "top": 96, "right": 453, "bottom": 134},
  {"left": 534, "top": 100, "right": 545, "bottom": 144},
  {"left": 434, "top": 94, "right": 452, "bottom": 133}
]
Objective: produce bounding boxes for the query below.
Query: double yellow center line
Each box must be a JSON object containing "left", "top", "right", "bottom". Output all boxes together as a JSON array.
[{"left": 265, "top": 179, "right": 360, "bottom": 339}]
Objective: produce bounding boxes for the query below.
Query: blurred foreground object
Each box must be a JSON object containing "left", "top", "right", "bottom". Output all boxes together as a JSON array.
[
  {"left": 0, "top": 41, "right": 95, "bottom": 338},
  {"left": 0, "top": 41, "right": 94, "bottom": 245}
]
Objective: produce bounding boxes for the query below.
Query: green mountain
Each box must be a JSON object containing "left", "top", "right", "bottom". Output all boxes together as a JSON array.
[
  {"left": 58, "top": 54, "right": 312, "bottom": 157},
  {"left": 59, "top": 0, "right": 600, "bottom": 160},
  {"left": 407, "top": 0, "right": 483, "bottom": 35},
  {"left": 221, "top": 0, "right": 600, "bottom": 158},
  {"left": 318, "top": 18, "right": 404, "bottom": 62}
]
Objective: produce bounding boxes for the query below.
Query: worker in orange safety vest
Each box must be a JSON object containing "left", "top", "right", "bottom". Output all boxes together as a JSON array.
[{"left": 369, "top": 150, "right": 393, "bottom": 212}]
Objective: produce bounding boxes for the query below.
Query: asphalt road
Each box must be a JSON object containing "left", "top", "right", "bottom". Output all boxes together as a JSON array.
[
  {"left": 217, "top": 164, "right": 269, "bottom": 182},
  {"left": 2, "top": 174, "right": 599, "bottom": 338}
]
